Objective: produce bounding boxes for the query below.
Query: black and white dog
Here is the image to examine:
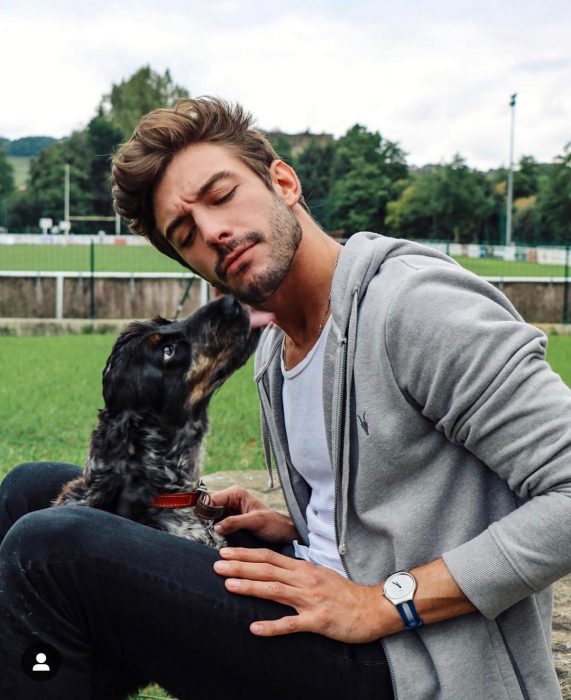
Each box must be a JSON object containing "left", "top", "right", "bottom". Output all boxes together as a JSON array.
[{"left": 54, "top": 295, "right": 260, "bottom": 549}]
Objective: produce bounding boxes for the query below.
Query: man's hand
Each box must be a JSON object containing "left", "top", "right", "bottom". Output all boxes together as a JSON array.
[
  {"left": 213, "top": 547, "right": 403, "bottom": 642},
  {"left": 211, "top": 486, "right": 298, "bottom": 544}
]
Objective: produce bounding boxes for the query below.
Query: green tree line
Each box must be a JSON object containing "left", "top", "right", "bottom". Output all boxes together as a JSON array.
[{"left": 1, "top": 65, "right": 570, "bottom": 245}]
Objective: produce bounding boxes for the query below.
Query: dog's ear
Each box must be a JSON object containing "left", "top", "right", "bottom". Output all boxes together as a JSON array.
[{"left": 102, "top": 321, "right": 159, "bottom": 411}]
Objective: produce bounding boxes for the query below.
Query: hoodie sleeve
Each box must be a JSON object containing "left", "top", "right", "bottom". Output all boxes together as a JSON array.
[{"left": 385, "top": 261, "right": 571, "bottom": 620}]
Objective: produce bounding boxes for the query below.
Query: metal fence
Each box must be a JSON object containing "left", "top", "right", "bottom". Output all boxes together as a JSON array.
[{"left": 0, "top": 233, "right": 569, "bottom": 323}]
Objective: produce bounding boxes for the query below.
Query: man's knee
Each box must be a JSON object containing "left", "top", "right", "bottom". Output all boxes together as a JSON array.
[
  {"left": 0, "top": 462, "right": 83, "bottom": 525},
  {"left": 0, "top": 462, "right": 41, "bottom": 494},
  {"left": 0, "top": 506, "right": 108, "bottom": 570}
]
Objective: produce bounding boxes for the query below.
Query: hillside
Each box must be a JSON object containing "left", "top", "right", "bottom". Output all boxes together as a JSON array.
[{"left": 0, "top": 135, "right": 56, "bottom": 157}]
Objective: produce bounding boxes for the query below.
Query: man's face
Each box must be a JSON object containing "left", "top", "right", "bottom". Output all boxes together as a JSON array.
[{"left": 153, "top": 142, "right": 302, "bottom": 305}]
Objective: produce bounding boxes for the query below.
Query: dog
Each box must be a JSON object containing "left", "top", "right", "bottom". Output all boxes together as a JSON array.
[{"left": 53, "top": 294, "right": 261, "bottom": 549}]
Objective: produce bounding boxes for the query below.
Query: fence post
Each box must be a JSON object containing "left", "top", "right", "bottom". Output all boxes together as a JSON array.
[
  {"left": 55, "top": 274, "right": 64, "bottom": 319},
  {"left": 563, "top": 244, "right": 570, "bottom": 326},
  {"left": 90, "top": 239, "right": 96, "bottom": 320}
]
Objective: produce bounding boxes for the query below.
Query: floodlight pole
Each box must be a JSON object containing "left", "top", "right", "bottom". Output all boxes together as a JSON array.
[{"left": 505, "top": 93, "right": 517, "bottom": 246}]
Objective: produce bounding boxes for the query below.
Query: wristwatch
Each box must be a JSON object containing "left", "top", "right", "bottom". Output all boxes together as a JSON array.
[{"left": 383, "top": 570, "right": 424, "bottom": 630}]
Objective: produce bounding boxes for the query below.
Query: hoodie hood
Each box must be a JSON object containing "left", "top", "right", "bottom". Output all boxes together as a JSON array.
[{"left": 332, "top": 232, "right": 460, "bottom": 335}]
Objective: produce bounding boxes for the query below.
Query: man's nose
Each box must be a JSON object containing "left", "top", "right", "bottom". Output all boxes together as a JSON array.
[{"left": 196, "top": 212, "right": 233, "bottom": 247}]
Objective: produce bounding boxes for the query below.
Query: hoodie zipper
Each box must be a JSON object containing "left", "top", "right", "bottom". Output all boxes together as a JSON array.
[
  {"left": 256, "top": 382, "right": 299, "bottom": 533},
  {"left": 332, "top": 337, "right": 350, "bottom": 579},
  {"left": 332, "top": 335, "right": 398, "bottom": 700}
]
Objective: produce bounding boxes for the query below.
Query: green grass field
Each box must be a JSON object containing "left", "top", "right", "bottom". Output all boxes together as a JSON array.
[
  {"left": 0, "top": 242, "right": 184, "bottom": 273},
  {"left": 454, "top": 255, "right": 569, "bottom": 278},
  {"left": 1, "top": 333, "right": 570, "bottom": 481},
  {"left": 0, "top": 244, "right": 569, "bottom": 277},
  {"left": 0, "top": 337, "right": 263, "bottom": 480}
]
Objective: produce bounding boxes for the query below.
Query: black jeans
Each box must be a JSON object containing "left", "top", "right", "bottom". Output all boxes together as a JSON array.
[{"left": 0, "top": 462, "right": 394, "bottom": 700}]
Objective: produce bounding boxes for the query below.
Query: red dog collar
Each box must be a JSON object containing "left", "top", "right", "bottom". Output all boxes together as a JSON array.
[
  {"left": 151, "top": 488, "right": 224, "bottom": 522},
  {"left": 151, "top": 491, "right": 200, "bottom": 509}
]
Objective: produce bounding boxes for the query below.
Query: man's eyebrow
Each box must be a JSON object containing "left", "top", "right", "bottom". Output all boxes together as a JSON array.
[{"left": 164, "top": 170, "right": 234, "bottom": 243}]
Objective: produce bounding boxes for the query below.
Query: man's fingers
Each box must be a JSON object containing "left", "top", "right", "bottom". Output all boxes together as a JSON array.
[
  {"left": 214, "top": 511, "right": 269, "bottom": 535},
  {"left": 210, "top": 485, "right": 249, "bottom": 510},
  {"left": 214, "top": 558, "right": 299, "bottom": 586},
  {"left": 218, "top": 547, "right": 300, "bottom": 570},
  {"left": 211, "top": 486, "right": 266, "bottom": 514},
  {"left": 250, "top": 616, "right": 304, "bottom": 637},
  {"left": 223, "top": 577, "right": 303, "bottom": 609}
]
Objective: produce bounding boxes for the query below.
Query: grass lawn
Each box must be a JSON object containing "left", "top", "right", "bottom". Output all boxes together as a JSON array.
[
  {"left": 547, "top": 335, "right": 571, "bottom": 387},
  {"left": 454, "top": 255, "right": 570, "bottom": 278},
  {"left": 0, "top": 242, "right": 184, "bottom": 273},
  {"left": 1, "top": 332, "right": 570, "bottom": 480},
  {"left": 0, "top": 336, "right": 263, "bottom": 480},
  {"left": 1, "top": 245, "right": 569, "bottom": 277}
]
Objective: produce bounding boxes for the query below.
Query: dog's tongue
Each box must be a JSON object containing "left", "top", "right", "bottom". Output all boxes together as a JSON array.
[{"left": 249, "top": 309, "right": 276, "bottom": 329}]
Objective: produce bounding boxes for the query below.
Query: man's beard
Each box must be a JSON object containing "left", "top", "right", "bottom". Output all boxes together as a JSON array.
[{"left": 212, "top": 195, "right": 302, "bottom": 305}]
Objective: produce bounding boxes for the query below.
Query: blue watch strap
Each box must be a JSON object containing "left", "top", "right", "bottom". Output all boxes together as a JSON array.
[{"left": 396, "top": 600, "right": 424, "bottom": 630}]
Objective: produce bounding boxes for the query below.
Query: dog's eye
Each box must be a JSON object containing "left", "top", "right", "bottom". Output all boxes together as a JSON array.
[{"left": 163, "top": 344, "right": 175, "bottom": 360}]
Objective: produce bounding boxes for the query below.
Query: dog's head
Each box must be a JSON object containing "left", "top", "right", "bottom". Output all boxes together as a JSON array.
[{"left": 102, "top": 295, "right": 260, "bottom": 424}]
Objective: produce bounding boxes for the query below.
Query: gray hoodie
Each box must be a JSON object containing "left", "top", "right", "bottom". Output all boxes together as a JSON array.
[{"left": 254, "top": 231, "right": 571, "bottom": 699}]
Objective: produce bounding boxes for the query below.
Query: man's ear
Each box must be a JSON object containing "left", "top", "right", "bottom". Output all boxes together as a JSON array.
[{"left": 269, "top": 159, "right": 302, "bottom": 208}]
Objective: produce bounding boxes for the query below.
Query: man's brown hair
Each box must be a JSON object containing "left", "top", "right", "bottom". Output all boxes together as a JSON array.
[{"left": 112, "top": 96, "right": 307, "bottom": 268}]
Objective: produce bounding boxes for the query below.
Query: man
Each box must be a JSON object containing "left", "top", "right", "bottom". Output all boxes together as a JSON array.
[{"left": 1, "top": 98, "right": 570, "bottom": 699}]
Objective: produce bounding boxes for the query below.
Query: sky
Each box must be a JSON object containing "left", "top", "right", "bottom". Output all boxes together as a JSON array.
[{"left": 1, "top": 0, "right": 570, "bottom": 170}]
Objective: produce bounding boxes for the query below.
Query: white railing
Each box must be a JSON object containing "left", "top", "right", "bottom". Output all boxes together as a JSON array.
[{"left": 0, "top": 271, "right": 208, "bottom": 320}]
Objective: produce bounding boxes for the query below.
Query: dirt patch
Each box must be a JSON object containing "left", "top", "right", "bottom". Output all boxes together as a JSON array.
[{"left": 203, "top": 469, "right": 571, "bottom": 698}]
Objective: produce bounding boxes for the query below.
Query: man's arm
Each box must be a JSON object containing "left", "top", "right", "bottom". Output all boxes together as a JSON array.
[
  {"left": 210, "top": 484, "right": 476, "bottom": 640},
  {"left": 213, "top": 547, "right": 475, "bottom": 641},
  {"left": 386, "top": 264, "right": 571, "bottom": 620}
]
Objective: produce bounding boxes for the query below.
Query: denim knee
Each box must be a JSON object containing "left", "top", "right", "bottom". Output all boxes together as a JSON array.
[
  {"left": 0, "top": 462, "right": 40, "bottom": 494},
  {"left": 0, "top": 506, "right": 102, "bottom": 572}
]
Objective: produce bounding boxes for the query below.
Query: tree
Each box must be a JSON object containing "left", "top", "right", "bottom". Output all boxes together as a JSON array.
[
  {"left": 101, "top": 66, "right": 189, "bottom": 140},
  {"left": 18, "top": 131, "right": 93, "bottom": 228},
  {"left": 330, "top": 124, "right": 407, "bottom": 234},
  {"left": 385, "top": 176, "right": 437, "bottom": 239},
  {"left": 6, "top": 136, "right": 57, "bottom": 157},
  {"left": 294, "top": 139, "right": 335, "bottom": 228},
  {"left": 535, "top": 144, "right": 571, "bottom": 245},
  {"left": 0, "top": 150, "right": 15, "bottom": 228},
  {"left": 86, "top": 109, "right": 124, "bottom": 216},
  {"left": 268, "top": 134, "right": 294, "bottom": 165},
  {"left": 0, "top": 150, "right": 15, "bottom": 197},
  {"left": 514, "top": 155, "right": 540, "bottom": 199},
  {"left": 385, "top": 155, "right": 495, "bottom": 242},
  {"left": 512, "top": 196, "right": 539, "bottom": 244}
]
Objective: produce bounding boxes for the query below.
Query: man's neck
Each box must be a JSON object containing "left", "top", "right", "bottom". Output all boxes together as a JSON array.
[{"left": 261, "top": 215, "right": 342, "bottom": 349}]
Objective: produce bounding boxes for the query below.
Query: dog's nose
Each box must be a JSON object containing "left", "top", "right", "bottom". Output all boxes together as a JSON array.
[{"left": 220, "top": 294, "right": 242, "bottom": 316}]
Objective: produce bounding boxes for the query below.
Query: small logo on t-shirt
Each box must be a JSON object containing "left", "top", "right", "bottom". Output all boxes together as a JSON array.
[{"left": 357, "top": 411, "right": 369, "bottom": 436}]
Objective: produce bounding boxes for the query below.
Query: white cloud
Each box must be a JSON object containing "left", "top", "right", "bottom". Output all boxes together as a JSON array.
[{"left": 0, "top": 0, "right": 569, "bottom": 169}]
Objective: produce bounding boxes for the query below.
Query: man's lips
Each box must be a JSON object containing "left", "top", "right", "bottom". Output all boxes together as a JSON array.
[{"left": 223, "top": 243, "right": 256, "bottom": 276}]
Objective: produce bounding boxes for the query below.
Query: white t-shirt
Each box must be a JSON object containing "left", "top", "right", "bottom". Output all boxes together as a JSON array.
[{"left": 281, "top": 317, "right": 346, "bottom": 577}]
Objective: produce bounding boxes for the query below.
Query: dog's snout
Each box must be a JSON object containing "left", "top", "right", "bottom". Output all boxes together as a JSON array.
[{"left": 220, "top": 294, "right": 243, "bottom": 316}]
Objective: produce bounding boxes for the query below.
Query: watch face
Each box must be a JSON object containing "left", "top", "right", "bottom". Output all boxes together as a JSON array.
[{"left": 385, "top": 572, "right": 415, "bottom": 600}]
